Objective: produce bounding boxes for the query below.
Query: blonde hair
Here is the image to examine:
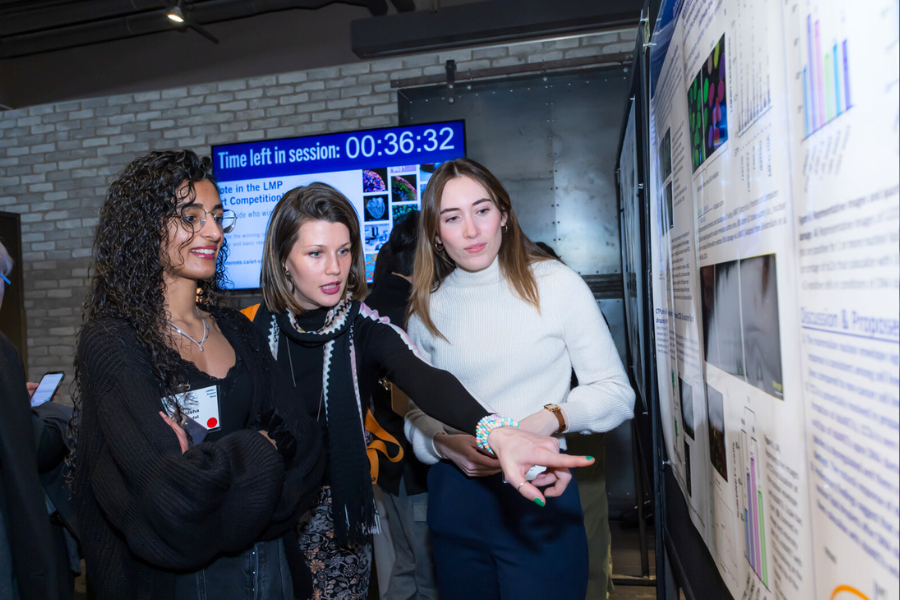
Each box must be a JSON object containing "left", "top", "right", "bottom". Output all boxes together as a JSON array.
[
  {"left": 260, "top": 183, "right": 367, "bottom": 314},
  {"left": 408, "top": 158, "right": 554, "bottom": 339}
]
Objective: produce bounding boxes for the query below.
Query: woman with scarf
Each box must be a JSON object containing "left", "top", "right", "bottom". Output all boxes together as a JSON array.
[{"left": 245, "top": 182, "right": 592, "bottom": 599}]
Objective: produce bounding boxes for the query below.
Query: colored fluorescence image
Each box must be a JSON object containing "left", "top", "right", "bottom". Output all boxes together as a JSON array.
[
  {"left": 688, "top": 34, "right": 728, "bottom": 172},
  {"left": 391, "top": 174, "right": 417, "bottom": 203},
  {"left": 706, "top": 384, "right": 728, "bottom": 481},
  {"left": 659, "top": 129, "right": 672, "bottom": 181},
  {"left": 363, "top": 168, "right": 388, "bottom": 193},
  {"left": 679, "top": 377, "right": 695, "bottom": 440},
  {"left": 363, "top": 194, "right": 389, "bottom": 222},
  {"left": 392, "top": 202, "right": 418, "bottom": 222},
  {"left": 365, "top": 253, "right": 378, "bottom": 283}
]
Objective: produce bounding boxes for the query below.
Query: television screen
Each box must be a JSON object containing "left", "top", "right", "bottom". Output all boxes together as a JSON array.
[{"left": 211, "top": 120, "right": 466, "bottom": 289}]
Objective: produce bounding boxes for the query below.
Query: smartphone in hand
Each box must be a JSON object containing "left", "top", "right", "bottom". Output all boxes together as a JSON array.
[{"left": 30, "top": 371, "right": 64, "bottom": 407}]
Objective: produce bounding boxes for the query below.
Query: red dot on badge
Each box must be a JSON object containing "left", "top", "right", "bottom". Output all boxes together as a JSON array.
[{"left": 207, "top": 417, "right": 218, "bottom": 429}]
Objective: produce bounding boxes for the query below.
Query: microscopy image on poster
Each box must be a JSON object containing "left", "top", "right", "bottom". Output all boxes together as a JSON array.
[
  {"left": 712, "top": 261, "right": 745, "bottom": 379},
  {"left": 363, "top": 168, "right": 388, "bottom": 193},
  {"left": 363, "top": 194, "right": 388, "bottom": 222},
  {"left": 391, "top": 202, "right": 418, "bottom": 222},
  {"left": 391, "top": 174, "right": 417, "bottom": 203},
  {"left": 660, "top": 182, "right": 674, "bottom": 234},
  {"left": 700, "top": 265, "right": 719, "bottom": 366},
  {"left": 680, "top": 377, "right": 695, "bottom": 439},
  {"left": 660, "top": 129, "right": 673, "bottom": 181},
  {"left": 688, "top": 34, "right": 729, "bottom": 172},
  {"left": 739, "top": 254, "right": 783, "bottom": 399},
  {"left": 364, "top": 223, "right": 390, "bottom": 253},
  {"left": 707, "top": 384, "right": 728, "bottom": 481}
]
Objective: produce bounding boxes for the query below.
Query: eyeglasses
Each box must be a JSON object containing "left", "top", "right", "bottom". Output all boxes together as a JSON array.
[
  {"left": 177, "top": 205, "right": 237, "bottom": 234},
  {"left": 0, "top": 273, "right": 9, "bottom": 285}
]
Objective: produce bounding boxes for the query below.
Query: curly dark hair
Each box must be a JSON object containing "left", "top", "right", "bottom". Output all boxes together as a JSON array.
[{"left": 69, "top": 150, "right": 229, "bottom": 469}]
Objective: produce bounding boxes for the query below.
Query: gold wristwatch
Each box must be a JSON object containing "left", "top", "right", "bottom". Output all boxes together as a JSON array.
[{"left": 543, "top": 403, "right": 566, "bottom": 434}]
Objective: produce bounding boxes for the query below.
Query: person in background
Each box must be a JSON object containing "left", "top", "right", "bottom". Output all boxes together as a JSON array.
[
  {"left": 365, "top": 211, "right": 438, "bottom": 600},
  {"left": 0, "top": 240, "right": 68, "bottom": 600},
  {"left": 244, "top": 182, "right": 592, "bottom": 600},
  {"left": 404, "top": 158, "right": 635, "bottom": 600},
  {"left": 71, "top": 150, "right": 324, "bottom": 600}
]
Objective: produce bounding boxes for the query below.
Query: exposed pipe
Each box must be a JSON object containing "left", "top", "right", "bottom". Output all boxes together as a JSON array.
[{"left": 0, "top": 0, "right": 388, "bottom": 58}]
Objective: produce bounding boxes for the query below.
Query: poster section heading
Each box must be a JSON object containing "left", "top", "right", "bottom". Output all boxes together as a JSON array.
[{"left": 212, "top": 121, "right": 466, "bottom": 184}]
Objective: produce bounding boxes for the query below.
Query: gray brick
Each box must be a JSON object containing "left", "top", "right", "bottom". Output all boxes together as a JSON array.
[
  {"left": 581, "top": 32, "right": 619, "bottom": 46},
  {"left": 602, "top": 42, "right": 635, "bottom": 54},
  {"left": 189, "top": 83, "right": 217, "bottom": 95},
  {"left": 177, "top": 96, "right": 205, "bottom": 107},
  {"left": 135, "top": 91, "right": 161, "bottom": 102},
  {"left": 402, "top": 55, "right": 438, "bottom": 68},
  {"left": 307, "top": 67, "right": 340, "bottom": 80},
  {"left": 264, "top": 85, "right": 294, "bottom": 97},
  {"left": 28, "top": 105, "right": 55, "bottom": 116},
  {"left": 150, "top": 119, "right": 176, "bottom": 130},
  {"left": 360, "top": 116, "right": 393, "bottom": 128},
  {"left": 280, "top": 114, "right": 311, "bottom": 127},
  {"left": 343, "top": 107, "right": 373, "bottom": 119},
  {"left": 218, "top": 80, "right": 247, "bottom": 92},
  {"left": 236, "top": 130, "right": 266, "bottom": 141},
  {"left": 328, "top": 98, "right": 359, "bottom": 110},
  {"left": 205, "top": 93, "right": 234, "bottom": 104},
  {"left": 326, "top": 119, "right": 359, "bottom": 132},
  {"left": 310, "top": 89, "right": 340, "bottom": 102},
  {"left": 235, "top": 89, "right": 264, "bottom": 100},
  {"left": 359, "top": 94, "right": 390, "bottom": 106},
  {"left": 109, "top": 114, "right": 136, "bottom": 125},
  {"left": 249, "top": 98, "right": 278, "bottom": 110},
  {"left": 150, "top": 99, "right": 178, "bottom": 110},
  {"left": 340, "top": 85, "right": 372, "bottom": 98},
  {"left": 327, "top": 76, "right": 357, "bottom": 89},
  {"left": 278, "top": 72, "right": 309, "bottom": 85},
  {"left": 219, "top": 101, "right": 248, "bottom": 111},
  {"left": 295, "top": 81, "right": 325, "bottom": 92},
  {"left": 266, "top": 106, "right": 296, "bottom": 117},
  {"left": 340, "top": 63, "right": 371, "bottom": 76},
  {"left": 162, "top": 87, "right": 189, "bottom": 99},
  {"left": 137, "top": 111, "right": 163, "bottom": 121},
  {"left": 248, "top": 76, "right": 277, "bottom": 88},
  {"left": 70, "top": 109, "right": 94, "bottom": 119},
  {"left": 312, "top": 110, "right": 341, "bottom": 123}
]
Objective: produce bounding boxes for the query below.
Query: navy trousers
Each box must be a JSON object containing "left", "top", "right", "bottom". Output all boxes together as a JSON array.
[{"left": 426, "top": 461, "right": 589, "bottom": 600}]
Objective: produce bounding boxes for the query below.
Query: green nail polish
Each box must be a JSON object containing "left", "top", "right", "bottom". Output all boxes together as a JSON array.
[
  {"left": 586, "top": 456, "right": 595, "bottom": 461},
  {"left": 534, "top": 497, "right": 545, "bottom": 507}
]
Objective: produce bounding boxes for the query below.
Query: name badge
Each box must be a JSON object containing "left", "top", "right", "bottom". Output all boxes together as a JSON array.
[{"left": 166, "top": 385, "right": 221, "bottom": 432}]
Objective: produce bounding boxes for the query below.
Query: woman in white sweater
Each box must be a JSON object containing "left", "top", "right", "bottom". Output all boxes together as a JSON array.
[{"left": 404, "top": 158, "right": 635, "bottom": 600}]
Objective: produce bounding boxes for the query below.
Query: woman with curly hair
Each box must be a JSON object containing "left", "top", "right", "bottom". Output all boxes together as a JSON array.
[
  {"left": 244, "top": 182, "right": 594, "bottom": 599},
  {"left": 71, "top": 150, "right": 324, "bottom": 600}
]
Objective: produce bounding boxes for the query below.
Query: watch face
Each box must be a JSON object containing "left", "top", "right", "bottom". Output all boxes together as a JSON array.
[{"left": 545, "top": 404, "right": 560, "bottom": 411}]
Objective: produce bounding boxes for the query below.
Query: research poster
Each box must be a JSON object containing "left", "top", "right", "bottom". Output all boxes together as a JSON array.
[{"left": 645, "top": 0, "right": 899, "bottom": 598}]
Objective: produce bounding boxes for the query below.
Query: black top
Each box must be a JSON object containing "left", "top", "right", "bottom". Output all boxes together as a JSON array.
[
  {"left": 73, "top": 307, "right": 324, "bottom": 600},
  {"left": 364, "top": 274, "right": 430, "bottom": 496},
  {"left": 253, "top": 302, "right": 489, "bottom": 445},
  {"left": 0, "top": 331, "right": 63, "bottom": 600},
  {"left": 184, "top": 352, "right": 251, "bottom": 443}
]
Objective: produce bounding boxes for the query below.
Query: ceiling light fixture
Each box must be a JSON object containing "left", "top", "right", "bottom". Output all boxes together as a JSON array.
[{"left": 167, "top": 3, "right": 184, "bottom": 23}]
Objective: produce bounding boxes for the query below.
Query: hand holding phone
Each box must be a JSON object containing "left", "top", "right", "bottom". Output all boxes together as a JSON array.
[{"left": 30, "top": 372, "right": 64, "bottom": 407}]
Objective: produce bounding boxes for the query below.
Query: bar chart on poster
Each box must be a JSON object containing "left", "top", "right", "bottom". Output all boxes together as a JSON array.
[{"left": 644, "top": 0, "right": 899, "bottom": 598}]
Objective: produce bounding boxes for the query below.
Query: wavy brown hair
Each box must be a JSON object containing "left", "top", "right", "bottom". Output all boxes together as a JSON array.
[
  {"left": 69, "top": 151, "right": 227, "bottom": 471},
  {"left": 260, "top": 182, "right": 367, "bottom": 314},
  {"left": 408, "top": 158, "right": 554, "bottom": 339}
]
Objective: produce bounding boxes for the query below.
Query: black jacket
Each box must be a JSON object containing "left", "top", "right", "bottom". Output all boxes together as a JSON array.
[
  {"left": 0, "top": 330, "right": 64, "bottom": 600},
  {"left": 364, "top": 274, "right": 430, "bottom": 496},
  {"left": 72, "top": 307, "right": 324, "bottom": 600}
]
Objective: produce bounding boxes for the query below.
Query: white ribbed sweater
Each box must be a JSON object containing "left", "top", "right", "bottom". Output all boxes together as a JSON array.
[{"left": 404, "top": 257, "right": 635, "bottom": 464}]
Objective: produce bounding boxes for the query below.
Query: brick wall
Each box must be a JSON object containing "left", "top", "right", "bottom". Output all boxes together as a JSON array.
[{"left": 0, "top": 29, "right": 635, "bottom": 402}]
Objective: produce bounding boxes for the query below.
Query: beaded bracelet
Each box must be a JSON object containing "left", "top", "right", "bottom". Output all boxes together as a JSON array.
[{"left": 475, "top": 414, "right": 520, "bottom": 457}]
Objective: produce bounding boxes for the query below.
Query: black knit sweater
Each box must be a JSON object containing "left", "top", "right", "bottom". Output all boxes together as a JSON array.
[{"left": 73, "top": 307, "right": 324, "bottom": 600}]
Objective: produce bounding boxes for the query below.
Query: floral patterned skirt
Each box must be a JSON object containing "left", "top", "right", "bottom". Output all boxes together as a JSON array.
[{"left": 298, "top": 486, "right": 373, "bottom": 600}]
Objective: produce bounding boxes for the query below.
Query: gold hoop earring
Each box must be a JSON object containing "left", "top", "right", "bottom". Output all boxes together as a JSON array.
[{"left": 434, "top": 240, "right": 444, "bottom": 251}]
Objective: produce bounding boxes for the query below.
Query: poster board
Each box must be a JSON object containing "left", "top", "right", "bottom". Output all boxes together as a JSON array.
[{"left": 643, "top": 0, "right": 900, "bottom": 598}]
